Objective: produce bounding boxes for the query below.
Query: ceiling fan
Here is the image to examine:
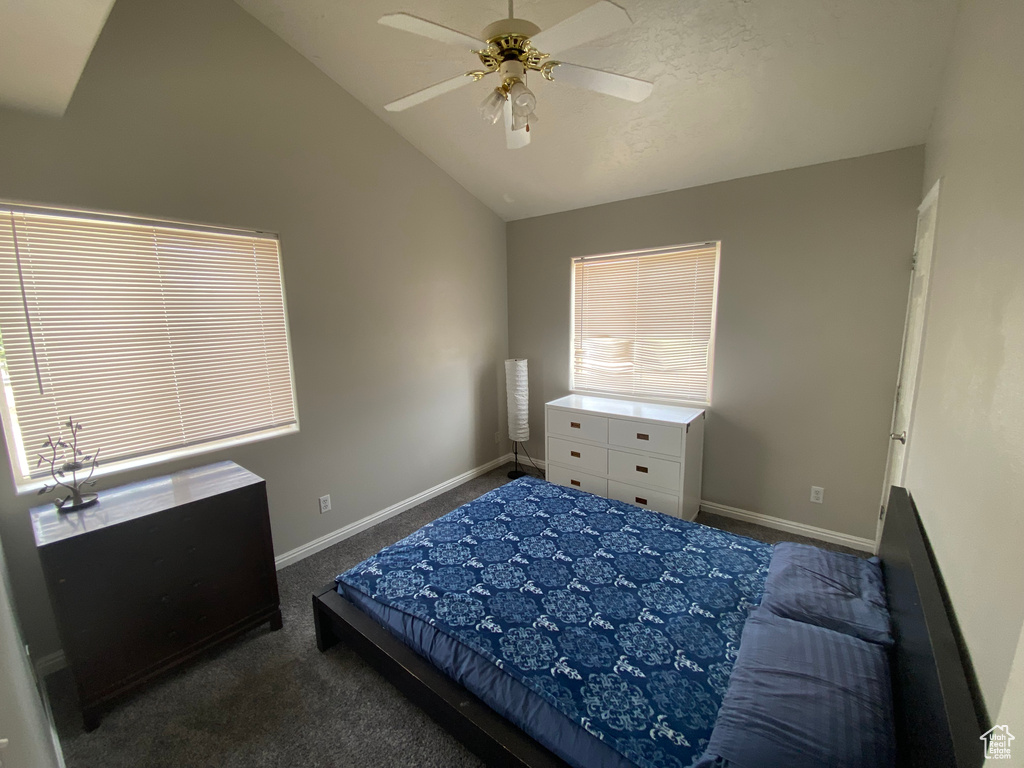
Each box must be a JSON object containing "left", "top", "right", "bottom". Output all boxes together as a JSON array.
[{"left": 378, "top": 1, "right": 653, "bottom": 149}]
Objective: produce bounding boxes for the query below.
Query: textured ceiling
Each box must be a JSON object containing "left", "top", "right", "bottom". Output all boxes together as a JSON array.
[
  {"left": 0, "top": 0, "right": 115, "bottom": 117},
  {"left": 237, "top": 0, "right": 958, "bottom": 221}
]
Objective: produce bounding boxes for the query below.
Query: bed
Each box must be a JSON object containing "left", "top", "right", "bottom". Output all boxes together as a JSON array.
[{"left": 313, "top": 478, "right": 982, "bottom": 768}]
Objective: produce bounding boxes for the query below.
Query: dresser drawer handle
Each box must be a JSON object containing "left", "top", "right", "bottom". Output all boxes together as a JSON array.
[
  {"left": 570, "top": 450, "right": 581, "bottom": 458},
  {"left": 159, "top": 594, "right": 170, "bottom": 604},
  {"left": 570, "top": 479, "right": 581, "bottom": 487},
  {"left": 570, "top": 422, "right": 581, "bottom": 429},
  {"left": 636, "top": 433, "right": 649, "bottom": 441},
  {"left": 635, "top": 496, "right": 648, "bottom": 505},
  {"left": 636, "top": 465, "right": 648, "bottom": 473}
]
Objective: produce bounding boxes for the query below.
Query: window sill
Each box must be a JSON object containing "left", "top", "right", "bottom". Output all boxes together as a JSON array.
[
  {"left": 569, "top": 389, "right": 710, "bottom": 410},
  {"left": 13, "top": 423, "right": 298, "bottom": 495}
]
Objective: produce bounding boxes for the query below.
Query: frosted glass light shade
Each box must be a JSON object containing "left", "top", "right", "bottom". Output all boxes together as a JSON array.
[
  {"left": 508, "top": 80, "right": 536, "bottom": 117},
  {"left": 479, "top": 87, "right": 505, "bottom": 125},
  {"left": 505, "top": 358, "right": 530, "bottom": 442},
  {"left": 511, "top": 109, "right": 529, "bottom": 131}
]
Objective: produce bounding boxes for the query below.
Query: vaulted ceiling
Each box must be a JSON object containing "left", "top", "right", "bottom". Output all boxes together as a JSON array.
[
  {"left": 235, "top": 0, "right": 960, "bottom": 220},
  {"left": 0, "top": 0, "right": 115, "bottom": 117},
  {"left": 0, "top": 1, "right": 960, "bottom": 220}
]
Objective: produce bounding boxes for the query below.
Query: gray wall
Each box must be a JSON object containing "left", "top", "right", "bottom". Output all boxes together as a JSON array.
[
  {"left": 0, "top": 0, "right": 508, "bottom": 657},
  {"left": 507, "top": 147, "right": 923, "bottom": 542},
  {"left": 905, "top": 0, "right": 1024, "bottom": 717}
]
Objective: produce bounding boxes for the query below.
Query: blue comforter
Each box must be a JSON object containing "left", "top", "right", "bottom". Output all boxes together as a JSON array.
[{"left": 338, "top": 477, "right": 772, "bottom": 767}]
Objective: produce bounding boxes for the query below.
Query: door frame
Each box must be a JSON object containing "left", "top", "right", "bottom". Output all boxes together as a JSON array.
[
  {"left": 874, "top": 179, "right": 941, "bottom": 550},
  {"left": 0, "top": 532, "right": 64, "bottom": 768}
]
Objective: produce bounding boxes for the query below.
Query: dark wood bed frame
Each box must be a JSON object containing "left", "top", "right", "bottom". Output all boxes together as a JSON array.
[
  {"left": 313, "top": 485, "right": 983, "bottom": 768},
  {"left": 877, "top": 486, "right": 983, "bottom": 768}
]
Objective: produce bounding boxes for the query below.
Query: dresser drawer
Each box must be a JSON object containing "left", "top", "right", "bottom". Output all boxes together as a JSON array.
[
  {"left": 547, "top": 464, "right": 608, "bottom": 496},
  {"left": 609, "top": 418, "right": 683, "bottom": 457},
  {"left": 548, "top": 437, "right": 607, "bottom": 474},
  {"left": 548, "top": 409, "right": 608, "bottom": 444},
  {"left": 608, "top": 450, "right": 681, "bottom": 491},
  {"left": 608, "top": 480, "right": 679, "bottom": 518}
]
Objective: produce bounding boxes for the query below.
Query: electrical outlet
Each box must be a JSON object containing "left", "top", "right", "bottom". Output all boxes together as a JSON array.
[
  {"left": 810, "top": 486, "right": 824, "bottom": 504},
  {"left": 494, "top": 431, "right": 502, "bottom": 444},
  {"left": 319, "top": 494, "right": 331, "bottom": 514}
]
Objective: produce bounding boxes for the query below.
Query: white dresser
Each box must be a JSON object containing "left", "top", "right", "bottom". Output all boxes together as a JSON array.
[{"left": 544, "top": 394, "right": 705, "bottom": 521}]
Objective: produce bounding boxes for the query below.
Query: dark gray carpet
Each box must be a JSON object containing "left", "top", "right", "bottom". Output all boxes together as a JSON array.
[{"left": 46, "top": 463, "right": 863, "bottom": 767}]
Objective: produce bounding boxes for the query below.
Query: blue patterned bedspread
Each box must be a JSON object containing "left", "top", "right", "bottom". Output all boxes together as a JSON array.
[{"left": 338, "top": 477, "right": 772, "bottom": 767}]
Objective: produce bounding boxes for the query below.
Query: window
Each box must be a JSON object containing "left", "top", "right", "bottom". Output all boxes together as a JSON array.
[
  {"left": 571, "top": 242, "right": 720, "bottom": 404},
  {"left": 0, "top": 205, "right": 298, "bottom": 490}
]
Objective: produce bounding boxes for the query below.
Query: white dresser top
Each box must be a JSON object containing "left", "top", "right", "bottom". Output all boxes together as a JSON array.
[{"left": 546, "top": 394, "right": 704, "bottom": 426}]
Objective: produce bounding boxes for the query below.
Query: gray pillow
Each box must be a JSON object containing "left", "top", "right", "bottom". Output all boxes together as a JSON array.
[
  {"left": 759, "top": 542, "right": 892, "bottom": 645},
  {"left": 695, "top": 608, "right": 895, "bottom": 768}
]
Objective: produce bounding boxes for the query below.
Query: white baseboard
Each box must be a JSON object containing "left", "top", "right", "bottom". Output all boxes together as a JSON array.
[
  {"left": 699, "top": 500, "right": 876, "bottom": 552},
  {"left": 274, "top": 453, "right": 516, "bottom": 570},
  {"left": 34, "top": 649, "right": 66, "bottom": 677}
]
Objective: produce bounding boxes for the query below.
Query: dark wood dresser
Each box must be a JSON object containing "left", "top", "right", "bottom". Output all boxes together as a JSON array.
[{"left": 31, "top": 461, "right": 281, "bottom": 730}]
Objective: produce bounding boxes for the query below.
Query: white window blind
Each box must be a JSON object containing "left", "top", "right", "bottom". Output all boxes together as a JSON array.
[
  {"left": 572, "top": 243, "right": 720, "bottom": 404},
  {"left": 0, "top": 206, "right": 298, "bottom": 489}
]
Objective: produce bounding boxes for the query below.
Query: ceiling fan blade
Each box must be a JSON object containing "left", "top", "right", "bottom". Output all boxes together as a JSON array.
[
  {"left": 504, "top": 99, "right": 530, "bottom": 149},
  {"left": 546, "top": 62, "right": 653, "bottom": 102},
  {"left": 384, "top": 72, "right": 483, "bottom": 112},
  {"left": 529, "top": 1, "right": 632, "bottom": 55},
  {"left": 378, "top": 13, "right": 487, "bottom": 50}
]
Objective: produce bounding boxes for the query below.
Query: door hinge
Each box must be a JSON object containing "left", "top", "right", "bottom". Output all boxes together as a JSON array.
[{"left": 879, "top": 504, "right": 885, "bottom": 520}]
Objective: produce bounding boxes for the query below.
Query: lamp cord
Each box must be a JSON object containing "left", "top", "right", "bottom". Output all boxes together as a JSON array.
[{"left": 517, "top": 440, "right": 543, "bottom": 477}]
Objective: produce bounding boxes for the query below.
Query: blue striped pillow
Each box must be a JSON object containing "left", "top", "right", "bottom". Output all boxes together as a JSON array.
[
  {"left": 696, "top": 608, "right": 895, "bottom": 768},
  {"left": 759, "top": 542, "right": 892, "bottom": 645}
]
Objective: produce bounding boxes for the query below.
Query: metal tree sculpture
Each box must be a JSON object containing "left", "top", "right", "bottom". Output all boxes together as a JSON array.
[{"left": 37, "top": 417, "right": 100, "bottom": 510}]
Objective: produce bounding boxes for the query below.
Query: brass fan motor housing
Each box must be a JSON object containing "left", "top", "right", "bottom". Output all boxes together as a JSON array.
[{"left": 476, "top": 19, "right": 551, "bottom": 76}]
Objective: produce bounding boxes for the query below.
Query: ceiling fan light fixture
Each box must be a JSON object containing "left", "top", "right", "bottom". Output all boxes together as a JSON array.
[
  {"left": 511, "top": 109, "right": 530, "bottom": 131},
  {"left": 479, "top": 87, "right": 506, "bottom": 124},
  {"left": 378, "top": 2, "right": 654, "bottom": 146},
  {"left": 507, "top": 80, "right": 536, "bottom": 117}
]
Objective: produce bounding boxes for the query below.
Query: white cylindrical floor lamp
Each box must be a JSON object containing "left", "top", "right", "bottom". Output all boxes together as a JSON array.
[{"left": 505, "top": 358, "right": 530, "bottom": 479}]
